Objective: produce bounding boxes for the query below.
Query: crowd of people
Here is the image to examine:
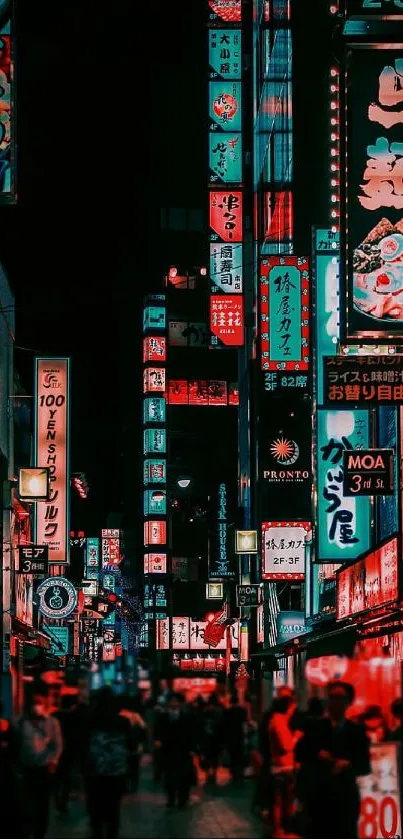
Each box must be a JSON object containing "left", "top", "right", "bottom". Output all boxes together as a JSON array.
[{"left": 0, "top": 679, "right": 401, "bottom": 839}]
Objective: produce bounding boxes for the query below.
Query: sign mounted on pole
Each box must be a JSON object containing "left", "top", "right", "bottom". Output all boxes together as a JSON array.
[{"left": 236, "top": 584, "right": 261, "bottom": 607}]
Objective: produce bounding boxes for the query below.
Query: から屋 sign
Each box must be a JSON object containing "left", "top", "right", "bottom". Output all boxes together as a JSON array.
[{"left": 343, "top": 448, "right": 394, "bottom": 496}]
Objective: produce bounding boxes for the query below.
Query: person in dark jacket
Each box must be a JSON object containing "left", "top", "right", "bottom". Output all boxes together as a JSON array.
[
  {"left": 386, "top": 697, "right": 402, "bottom": 742},
  {"left": 0, "top": 700, "right": 18, "bottom": 838},
  {"left": 154, "top": 691, "right": 196, "bottom": 808},
  {"left": 85, "top": 688, "right": 134, "bottom": 839},
  {"left": 223, "top": 693, "right": 247, "bottom": 781},
  {"left": 52, "top": 694, "right": 78, "bottom": 812},
  {"left": 296, "top": 681, "right": 371, "bottom": 839},
  {"left": 201, "top": 693, "right": 223, "bottom": 784}
]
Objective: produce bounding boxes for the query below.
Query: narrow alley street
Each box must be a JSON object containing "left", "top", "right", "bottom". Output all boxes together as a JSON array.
[{"left": 47, "top": 766, "right": 265, "bottom": 839}]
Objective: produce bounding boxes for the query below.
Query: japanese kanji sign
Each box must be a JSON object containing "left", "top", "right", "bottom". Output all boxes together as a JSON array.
[
  {"left": 143, "top": 336, "right": 166, "bottom": 363},
  {"left": 209, "top": 30, "right": 241, "bottom": 80},
  {"left": 210, "top": 243, "right": 242, "bottom": 293},
  {"left": 17, "top": 545, "right": 49, "bottom": 577},
  {"left": 0, "top": 8, "right": 15, "bottom": 204},
  {"left": 210, "top": 295, "right": 244, "bottom": 346},
  {"left": 35, "top": 358, "right": 70, "bottom": 563},
  {"left": 209, "top": 82, "right": 242, "bottom": 132},
  {"left": 209, "top": 134, "right": 242, "bottom": 184},
  {"left": 101, "top": 530, "right": 120, "bottom": 567},
  {"left": 347, "top": 49, "right": 403, "bottom": 338},
  {"left": 347, "top": 0, "right": 403, "bottom": 12},
  {"left": 336, "top": 536, "right": 398, "bottom": 620},
  {"left": 317, "top": 409, "right": 371, "bottom": 562},
  {"left": 260, "top": 256, "right": 310, "bottom": 371},
  {"left": 323, "top": 355, "right": 403, "bottom": 405},
  {"left": 261, "top": 522, "right": 310, "bottom": 581},
  {"left": 210, "top": 191, "right": 243, "bottom": 242}
]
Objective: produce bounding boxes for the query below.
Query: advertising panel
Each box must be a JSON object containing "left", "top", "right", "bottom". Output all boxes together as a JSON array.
[
  {"left": 208, "top": 0, "right": 242, "bottom": 23},
  {"left": 210, "top": 295, "right": 244, "bottom": 346},
  {"left": 35, "top": 358, "right": 70, "bottom": 563},
  {"left": 143, "top": 428, "right": 166, "bottom": 455},
  {"left": 209, "top": 30, "right": 241, "bottom": 80},
  {"left": 143, "top": 305, "right": 166, "bottom": 331},
  {"left": 343, "top": 448, "right": 394, "bottom": 496},
  {"left": 209, "top": 82, "right": 242, "bottom": 132},
  {"left": 44, "top": 625, "right": 70, "bottom": 657},
  {"left": 262, "top": 522, "right": 310, "bottom": 581},
  {"left": 101, "top": 531, "right": 120, "bottom": 568},
  {"left": 17, "top": 546, "right": 48, "bottom": 578},
  {"left": 260, "top": 257, "right": 310, "bottom": 371},
  {"left": 315, "top": 229, "right": 340, "bottom": 405},
  {"left": 143, "top": 489, "right": 166, "bottom": 516},
  {"left": 209, "top": 191, "right": 243, "bottom": 242},
  {"left": 346, "top": 48, "right": 403, "bottom": 339},
  {"left": 347, "top": 0, "right": 403, "bottom": 13},
  {"left": 324, "top": 355, "right": 403, "bottom": 405},
  {"left": 85, "top": 537, "right": 99, "bottom": 571},
  {"left": 317, "top": 410, "right": 371, "bottom": 561},
  {"left": 144, "top": 553, "right": 167, "bottom": 574},
  {"left": 259, "top": 396, "right": 312, "bottom": 520},
  {"left": 209, "top": 134, "right": 242, "bottom": 184},
  {"left": 143, "top": 336, "right": 166, "bottom": 363},
  {"left": 276, "top": 611, "right": 310, "bottom": 645},
  {"left": 210, "top": 243, "right": 242, "bottom": 293},
  {"left": 167, "top": 380, "right": 230, "bottom": 405},
  {"left": 358, "top": 743, "right": 401, "bottom": 839},
  {"left": 209, "top": 483, "right": 235, "bottom": 578},
  {"left": 143, "top": 459, "right": 166, "bottom": 484},
  {"left": 143, "top": 367, "right": 165, "bottom": 394},
  {"left": 15, "top": 572, "right": 33, "bottom": 626},
  {"left": 168, "top": 321, "right": 209, "bottom": 348},
  {"left": 144, "top": 521, "right": 166, "bottom": 546},
  {"left": 336, "top": 536, "right": 398, "bottom": 619},
  {"left": 0, "top": 4, "right": 14, "bottom": 203},
  {"left": 143, "top": 397, "right": 166, "bottom": 424}
]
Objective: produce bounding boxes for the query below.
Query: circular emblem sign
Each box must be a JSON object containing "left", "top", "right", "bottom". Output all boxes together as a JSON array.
[
  {"left": 270, "top": 436, "right": 299, "bottom": 466},
  {"left": 37, "top": 577, "right": 77, "bottom": 619}
]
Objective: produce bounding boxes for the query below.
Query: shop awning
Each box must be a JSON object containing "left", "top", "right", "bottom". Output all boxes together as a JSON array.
[
  {"left": 12, "top": 618, "right": 51, "bottom": 649},
  {"left": 305, "top": 627, "right": 358, "bottom": 660}
]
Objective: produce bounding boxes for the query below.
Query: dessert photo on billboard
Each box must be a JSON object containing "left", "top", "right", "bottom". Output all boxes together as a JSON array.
[{"left": 353, "top": 218, "right": 403, "bottom": 322}]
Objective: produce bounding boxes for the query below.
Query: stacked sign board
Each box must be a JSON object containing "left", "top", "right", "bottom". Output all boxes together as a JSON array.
[{"left": 208, "top": 3, "right": 244, "bottom": 347}]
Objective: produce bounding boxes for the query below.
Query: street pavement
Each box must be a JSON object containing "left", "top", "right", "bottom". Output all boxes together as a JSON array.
[{"left": 47, "top": 764, "right": 265, "bottom": 839}]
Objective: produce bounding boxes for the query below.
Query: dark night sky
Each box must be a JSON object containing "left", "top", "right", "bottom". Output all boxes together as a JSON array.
[{"left": 0, "top": 1, "right": 171, "bottom": 529}]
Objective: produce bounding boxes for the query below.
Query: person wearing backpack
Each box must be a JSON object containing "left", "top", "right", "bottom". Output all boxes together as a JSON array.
[
  {"left": 84, "top": 688, "right": 134, "bottom": 839},
  {"left": 18, "top": 685, "right": 63, "bottom": 839}
]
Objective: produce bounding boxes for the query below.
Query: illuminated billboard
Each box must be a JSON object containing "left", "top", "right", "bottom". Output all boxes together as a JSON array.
[
  {"left": 260, "top": 257, "right": 309, "bottom": 371},
  {"left": 346, "top": 0, "right": 403, "bottom": 12},
  {"left": 315, "top": 230, "right": 340, "bottom": 405},
  {"left": 346, "top": 48, "right": 403, "bottom": 339},
  {"left": 35, "top": 358, "right": 70, "bottom": 563},
  {"left": 262, "top": 522, "right": 310, "bottom": 581},
  {"left": 336, "top": 536, "right": 398, "bottom": 620},
  {"left": 208, "top": 0, "right": 242, "bottom": 23},
  {"left": 210, "top": 295, "right": 244, "bottom": 346},
  {"left": 209, "top": 191, "right": 243, "bottom": 242},
  {"left": 209, "top": 134, "right": 242, "bottom": 184},
  {"left": 209, "top": 82, "right": 242, "bottom": 132},
  {"left": 209, "top": 30, "right": 241, "bottom": 80},
  {"left": 323, "top": 355, "right": 403, "bottom": 405},
  {"left": 143, "top": 336, "right": 166, "bottom": 363},
  {"left": 317, "top": 410, "right": 371, "bottom": 561},
  {"left": 210, "top": 243, "right": 242, "bottom": 293}
]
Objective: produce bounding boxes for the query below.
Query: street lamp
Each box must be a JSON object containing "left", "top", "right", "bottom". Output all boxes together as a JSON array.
[{"left": 177, "top": 478, "right": 191, "bottom": 489}]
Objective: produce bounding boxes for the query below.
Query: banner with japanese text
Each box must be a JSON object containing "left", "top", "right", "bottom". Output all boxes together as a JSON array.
[
  {"left": 0, "top": 3, "right": 15, "bottom": 203},
  {"left": 315, "top": 229, "right": 340, "bottom": 405},
  {"left": 316, "top": 409, "right": 371, "bottom": 562},
  {"left": 346, "top": 48, "right": 403, "bottom": 339},
  {"left": 35, "top": 358, "right": 70, "bottom": 563},
  {"left": 260, "top": 256, "right": 310, "bottom": 372},
  {"left": 323, "top": 355, "right": 403, "bottom": 406}
]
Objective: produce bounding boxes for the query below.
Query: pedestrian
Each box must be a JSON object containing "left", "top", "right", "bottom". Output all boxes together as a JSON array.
[
  {"left": 154, "top": 691, "right": 196, "bottom": 808},
  {"left": 200, "top": 693, "right": 223, "bottom": 784},
  {"left": 296, "top": 680, "right": 371, "bottom": 839},
  {"left": 17, "top": 685, "right": 63, "bottom": 839},
  {"left": 251, "top": 699, "right": 279, "bottom": 816},
  {"left": 268, "top": 694, "right": 303, "bottom": 839},
  {"left": 119, "top": 695, "right": 147, "bottom": 792},
  {"left": 360, "top": 705, "right": 388, "bottom": 743},
  {"left": 0, "top": 700, "right": 18, "bottom": 838},
  {"left": 223, "top": 692, "right": 247, "bottom": 782},
  {"left": 386, "top": 697, "right": 402, "bottom": 741},
  {"left": 52, "top": 694, "right": 78, "bottom": 812},
  {"left": 84, "top": 687, "right": 134, "bottom": 839}
]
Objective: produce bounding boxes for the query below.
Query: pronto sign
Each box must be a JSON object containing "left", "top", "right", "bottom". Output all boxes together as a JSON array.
[
  {"left": 35, "top": 358, "right": 70, "bottom": 563},
  {"left": 343, "top": 449, "right": 394, "bottom": 496}
]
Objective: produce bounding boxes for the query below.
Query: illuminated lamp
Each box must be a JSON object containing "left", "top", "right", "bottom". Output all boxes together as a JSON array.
[
  {"left": 177, "top": 478, "right": 191, "bottom": 489},
  {"left": 18, "top": 467, "right": 50, "bottom": 501},
  {"left": 205, "top": 612, "right": 215, "bottom": 623},
  {"left": 169, "top": 266, "right": 178, "bottom": 278},
  {"left": 200, "top": 267, "right": 207, "bottom": 276}
]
